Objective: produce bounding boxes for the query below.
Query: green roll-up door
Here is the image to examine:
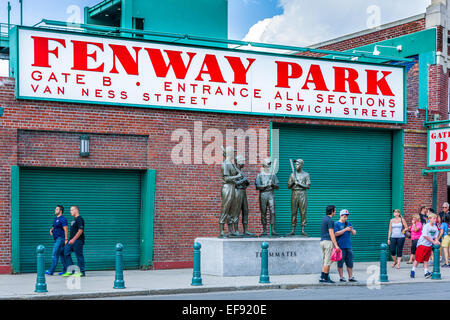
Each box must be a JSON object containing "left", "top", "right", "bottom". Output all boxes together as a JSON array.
[
  {"left": 273, "top": 124, "right": 392, "bottom": 261},
  {"left": 19, "top": 167, "right": 141, "bottom": 273}
]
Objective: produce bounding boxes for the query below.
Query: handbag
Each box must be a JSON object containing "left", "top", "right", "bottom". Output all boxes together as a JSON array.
[
  {"left": 331, "top": 248, "right": 342, "bottom": 261},
  {"left": 401, "top": 217, "right": 411, "bottom": 238}
]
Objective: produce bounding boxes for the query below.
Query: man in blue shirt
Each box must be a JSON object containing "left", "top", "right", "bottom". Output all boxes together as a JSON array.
[
  {"left": 334, "top": 209, "right": 357, "bottom": 282},
  {"left": 46, "top": 205, "right": 68, "bottom": 275}
]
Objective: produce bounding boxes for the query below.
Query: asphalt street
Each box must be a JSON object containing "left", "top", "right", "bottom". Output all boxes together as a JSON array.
[{"left": 90, "top": 281, "right": 450, "bottom": 300}]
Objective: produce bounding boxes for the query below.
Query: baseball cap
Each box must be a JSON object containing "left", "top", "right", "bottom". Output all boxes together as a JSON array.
[{"left": 340, "top": 209, "right": 350, "bottom": 216}]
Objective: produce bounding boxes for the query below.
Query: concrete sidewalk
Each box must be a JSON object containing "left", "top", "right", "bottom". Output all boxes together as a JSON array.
[{"left": 0, "top": 261, "right": 448, "bottom": 299}]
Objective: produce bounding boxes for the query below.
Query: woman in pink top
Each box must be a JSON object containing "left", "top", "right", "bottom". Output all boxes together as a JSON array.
[{"left": 407, "top": 214, "right": 423, "bottom": 264}]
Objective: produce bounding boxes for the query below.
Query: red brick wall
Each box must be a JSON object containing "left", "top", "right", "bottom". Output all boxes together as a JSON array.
[
  {"left": 300, "top": 18, "right": 426, "bottom": 57},
  {"left": 18, "top": 130, "right": 148, "bottom": 169},
  {"left": 0, "top": 127, "right": 16, "bottom": 273}
]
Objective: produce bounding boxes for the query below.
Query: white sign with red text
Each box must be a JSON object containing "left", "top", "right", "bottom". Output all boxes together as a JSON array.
[
  {"left": 16, "top": 28, "right": 405, "bottom": 122},
  {"left": 428, "top": 127, "right": 450, "bottom": 167}
]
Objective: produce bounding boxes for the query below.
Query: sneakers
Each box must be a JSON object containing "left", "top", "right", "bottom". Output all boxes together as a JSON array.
[
  {"left": 58, "top": 271, "right": 66, "bottom": 276},
  {"left": 61, "top": 271, "right": 85, "bottom": 277},
  {"left": 410, "top": 270, "right": 415, "bottom": 278},
  {"left": 348, "top": 277, "right": 358, "bottom": 282},
  {"left": 319, "top": 272, "right": 325, "bottom": 283},
  {"left": 425, "top": 272, "right": 432, "bottom": 279},
  {"left": 73, "top": 272, "right": 86, "bottom": 277},
  {"left": 45, "top": 271, "right": 53, "bottom": 275},
  {"left": 340, "top": 278, "right": 347, "bottom": 282},
  {"left": 319, "top": 274, "right": 335, "bottom": 283}
]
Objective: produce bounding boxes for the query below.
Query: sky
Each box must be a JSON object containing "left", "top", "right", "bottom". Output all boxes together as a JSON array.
[{"left": 0, "top": 0, "right": 432, "bottom": 46}]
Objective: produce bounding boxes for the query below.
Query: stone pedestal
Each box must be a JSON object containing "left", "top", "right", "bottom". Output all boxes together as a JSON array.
[{"left": 195, "top": 237, "right": 322, "bottom": 276}]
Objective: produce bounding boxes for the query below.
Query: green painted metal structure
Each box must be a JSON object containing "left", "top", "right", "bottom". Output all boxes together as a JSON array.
[
  {"left": 379, "top": 243, "right": 389, "bottom": 282},
  {"left": 85, "top": 0, "right": 227, "bottom": 43},
  {"left": 333, "top": 29, "right": 436, "bottom": 63},
  {"left": 140, "top": 169, "right": 155, "bottom": 269},
  {"left": 113, "top": 243, "right": 126, "bottom": 289},
  {"left": 34, "top": 245, "right": 47, "bottom": 292},
  {"left": 259, "top": 242, "right": 270, "bottom": 284},
  {"left": 10, "top": 166, "right": 20, "bottom": 273},
  {"left": 191, "top": 242, "right": 203, "bottom": 286},
  {"left": 432, "top": 244, "right": 442, "bottom": 280},
  {"left": 11, "top": 167, "right": 156, "bottom": 273},
  {"left": 392, "top": 130, "right": 404, "bottom": 212},
  {"left": 273, "top": 123, "right": 399, "bottom": 261}
]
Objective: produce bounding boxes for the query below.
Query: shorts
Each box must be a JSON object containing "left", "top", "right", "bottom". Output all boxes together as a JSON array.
[
  {"left": 415, "top": 245, "right": 433, "bottom": 263},
  {"left": 320, "top": 240, "right": 334, "bottom": 267},
  {"left": 442, "top": 235, "right": 450, "bottom": 248},
  {"left": 337, "top": 248, "right": 354, "bottom": 269}
]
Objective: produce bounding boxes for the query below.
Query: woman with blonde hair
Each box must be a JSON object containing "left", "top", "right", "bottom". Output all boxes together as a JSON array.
[
  {"left": 387, "top": 209, "right": 408, "bottom": 269},
  {"left": 407, "top": 214, "right": 423, "bottom": 264}
]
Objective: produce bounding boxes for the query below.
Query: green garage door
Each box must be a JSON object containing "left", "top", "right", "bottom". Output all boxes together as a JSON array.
[
  {"left": 273, "top": 124, "right": 392, "bottom": 261},
  {"left": 19, "top": 167, "right": 141, "bottom": 273}
]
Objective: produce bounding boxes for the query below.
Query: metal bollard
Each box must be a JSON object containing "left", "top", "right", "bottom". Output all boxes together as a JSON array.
[
  {"left": 379, "top": 243, "right": 389, "bottom": 283},
  {"left": 191, "top": 242, "right": 203, "bottom": 286},
  {"left": 113, "top": 243, "right": 126, "bottom": 289},
  {"left": 259, "top": 242, "right": 270, "bottom": 284},
  {"left": 35, "top": 245, "right": 48, "bottom": 293},
  {"left": 432, "top": 244, "right": 442, "bottom": 280}
]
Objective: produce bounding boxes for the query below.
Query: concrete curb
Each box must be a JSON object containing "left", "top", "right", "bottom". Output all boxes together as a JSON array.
[{"left": 3, "top": 277, "right": 449, "bottom": 300}]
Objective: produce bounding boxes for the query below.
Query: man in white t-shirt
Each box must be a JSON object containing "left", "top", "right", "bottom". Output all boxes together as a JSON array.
[{"left": 411, "top": 213, "right": 440, "bottom": 279}]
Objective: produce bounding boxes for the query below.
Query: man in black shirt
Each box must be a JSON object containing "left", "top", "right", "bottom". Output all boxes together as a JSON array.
[
  {"left": 62, "top": 206, "right": 85, "bottom": 277},
  {"left": 419, "top": 206, "right": 428, "bottom": 225},
  {"left": 319, "top": 205, "right": 340, "bottom": 283}
]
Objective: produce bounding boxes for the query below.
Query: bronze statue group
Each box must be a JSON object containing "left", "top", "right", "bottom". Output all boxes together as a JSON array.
[{"left": 219, "top": 146, "right": 310, "bottom": 238}]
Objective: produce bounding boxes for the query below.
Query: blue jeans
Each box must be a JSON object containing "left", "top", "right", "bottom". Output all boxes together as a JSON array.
[
  {"left": 63, "top": 240, "right": 85, "bottom": 273},
  {"left": 47, "top": 237, "right": 67, "bottom": 274}
]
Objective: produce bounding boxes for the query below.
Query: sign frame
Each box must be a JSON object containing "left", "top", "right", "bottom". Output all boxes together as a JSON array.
[
  {"left": 12, "top": 26, "right": 407, "bottom": 124},
  {"left": 427, "top": 126, "right": 450, "bottom": 168}
]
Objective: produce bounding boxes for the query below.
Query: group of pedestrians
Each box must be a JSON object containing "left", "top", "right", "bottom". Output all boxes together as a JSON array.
[
  {"left": 319, "top": 205, "right": 357, "bottom": 283},
  {"left": 386, "top": 203, "right": 450, "bottom": 279},
  {"left": 45, "top": 205, "right": 86, "bottom": 277},
  {"left": 318, "top": 203, "right": 450, "bottom": 283}
]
